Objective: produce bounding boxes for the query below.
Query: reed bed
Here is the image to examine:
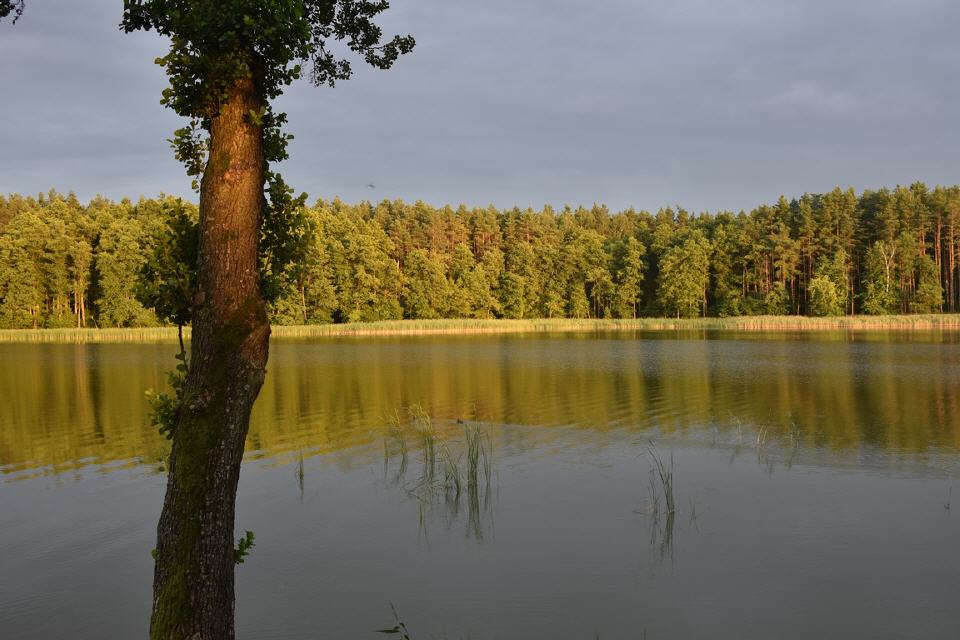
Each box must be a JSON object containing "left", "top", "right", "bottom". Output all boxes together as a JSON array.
[
  {"left": 0, "top": 327, "right": 187, "bottom": 344},
  {"left": 273, "top": 314, "right": 960, "bottom": 338},
  {"left": 273, "top": 314, "right": 960, "bottom": 337},
  {"left": 2, "top": 314, "right": 959, "bottom": 343}
]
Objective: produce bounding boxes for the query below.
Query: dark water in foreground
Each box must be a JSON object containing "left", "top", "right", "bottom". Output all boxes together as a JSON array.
[{"left": 1, "top": 332, "right": 959, "bottom": 639}]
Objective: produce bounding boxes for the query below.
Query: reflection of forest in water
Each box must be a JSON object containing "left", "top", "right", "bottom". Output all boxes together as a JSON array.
[{"left": 2, "top": 332, "right": 959, "bottom": 479}]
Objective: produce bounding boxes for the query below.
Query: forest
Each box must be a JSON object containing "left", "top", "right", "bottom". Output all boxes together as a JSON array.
[{"left": 0, "top": 182, "right": 957, "bottom": 329}]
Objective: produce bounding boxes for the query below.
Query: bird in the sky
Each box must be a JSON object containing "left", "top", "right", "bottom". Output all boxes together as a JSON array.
[{"left": 366, "top": 183, "right": 376, "bottom": 189}]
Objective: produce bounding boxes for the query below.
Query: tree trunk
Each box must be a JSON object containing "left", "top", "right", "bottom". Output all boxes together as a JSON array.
[
  {"left": 150, "top": 76, "right": 270, "bottom": 640},
  {"left": 949, "top": 221, "right": 956, "bottom": 311}
]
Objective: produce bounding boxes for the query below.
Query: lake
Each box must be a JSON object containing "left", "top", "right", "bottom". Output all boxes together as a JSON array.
[{"left": 1, "top": 331, "right": 959, "bottom": 639}]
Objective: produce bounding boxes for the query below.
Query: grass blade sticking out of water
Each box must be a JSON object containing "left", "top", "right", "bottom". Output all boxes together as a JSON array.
[
  {"left": 384, "top": 408, "right": 496, "bottom": 539},
  {"left": 645, "top": 441, "right": 677, "bottom": 559},
  {"left": 376, "top": 603, "right": 412, "bottom": 639},
  {"left": 384, "top": 410, "right": 409, "bottom": 485},
  {"left": 295, "top": 449, "right": 304, "bottom": 502},
  {"left": 647, "top": 442, "right": 675, "bottom": 516},
  {"left": 464, "top": 422, "right": 494, "bottom": 539},
  {"left": 410, "top": 405, "right": 439, "bottom": 489}
]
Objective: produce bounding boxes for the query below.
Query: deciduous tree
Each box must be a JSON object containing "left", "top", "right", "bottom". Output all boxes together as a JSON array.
[
  {"left": 657, "top": 231, "right": 710, "bottom": 318},
  {"left": 117, "top": 3, "right": 414, "bottom": 638}
]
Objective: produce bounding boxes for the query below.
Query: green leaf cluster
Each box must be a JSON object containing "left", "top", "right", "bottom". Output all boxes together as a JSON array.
[
  {"left": 233, "top": 530, "right": 255, "bottom": 565},
  {"left": 123, "top": 1, "right": 414, "bottom": 120},
  {"left": 145, "top": 349, "right": 189, "bottom": 440}
]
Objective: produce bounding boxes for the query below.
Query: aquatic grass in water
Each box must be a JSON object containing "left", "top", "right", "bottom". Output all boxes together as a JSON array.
[
  {"left": 463, "top": 420, "right": 494, "bottom": 538},
  {"left": 376, "top": 603, "right": 412, "bottom": 639},
  {"left": 295, "top": 449, "right": 305, "bottom": 501},
  {"left": 382, "top": 407, "right": 496, "bottom": 537},
  {"left": 756, "top": 425, "right": 768, "bottom": 449},
  {"left": 464, "top": 421, "right": 493, "bottom": 495},
  {"left": 647, "top": 443, "right": 675, "bottom": 516},
  {"left": 385, "top": 411, "right": 410, "bottom": 485},
  {"left": 643, "top": 442, "right": 678, "bottom": 559},
  {"left": 408, "top": 405, "right": 451, "bottom": 495}
]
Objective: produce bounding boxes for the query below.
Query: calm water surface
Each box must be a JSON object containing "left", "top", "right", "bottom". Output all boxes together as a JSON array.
[{"left": 1, "top": 332, "right": 959, "bottom": 639}]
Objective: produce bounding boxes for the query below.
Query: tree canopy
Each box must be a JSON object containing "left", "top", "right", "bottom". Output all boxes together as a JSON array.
[
  {"left": 4, "top": 183, "right": 959, "bottom": 328},
  {"left": 122, "top": 1, "right": 414, "bottom": 116},
  {"left": 121, "top": 0, "right": 414, "bottom": 202}
]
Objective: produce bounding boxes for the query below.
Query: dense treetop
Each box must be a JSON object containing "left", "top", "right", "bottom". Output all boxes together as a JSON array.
[{"left": 1, "top": 183, "right": 958, "bottom": 329}]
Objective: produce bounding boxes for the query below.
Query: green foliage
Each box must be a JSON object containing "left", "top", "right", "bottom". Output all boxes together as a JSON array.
[
  {"left": 612, "top": 236, "right": 645, "bottom": 318},
  {"left": 121, "top": 0, "right": 415, "bottom": 321},
  {"left": 145, "top": 349, "right": 189, "bottom": 440},
  {"left": 260, "top": 172, "right": 312, "bottom": 305},
  {"left": 168, "top": 121, "right": 208, "bottom": 191},
  {"left": 4, "top": 183, "right": 960, "bottom": 328},
  {"left": 233, "top": 530, "right": 255, "bottom": 565},
  {"left": 861, "top": 241, "right": 899, "bottom": 315},
  {"left": 911, "top": 254, "right": 943, "bottom": 313},
  {"left": 657, "top": 231, "right": 710, "bottom": 318},
  {"left": 122, "top": 1, "right": 414, "bottom": 120},
  {"left": 402, "top": 249, "right": 448, "bottom": 319},
  {"left": 138, "top": 199, "right": 199, "bottom": 327},
  {"left": 322, "top": 204, "right": 402, "bottom": 322},
  {"left": 808, "top": 276, "right": 843, "bottom": 317},
  {"left": 95, "top": 217, "right": 159, "bottom": 327},
  {"left": 808, "top": 251, "right": 848, "bottom": 317},
  {"left": 763, "top": 282, "right": 790, "bottom": 315},
  {"left": 0, "top": 212, "right": 44, "bottom": 328}
]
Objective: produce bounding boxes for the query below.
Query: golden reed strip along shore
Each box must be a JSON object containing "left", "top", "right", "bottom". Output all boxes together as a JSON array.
[{"left": 1, "top": 315, "right": 960, "bottom": 343}]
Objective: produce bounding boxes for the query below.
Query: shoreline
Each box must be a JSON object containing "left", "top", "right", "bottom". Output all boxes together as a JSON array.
[{"left": 1, "top": 315, "right": 959, "bottom": 343}]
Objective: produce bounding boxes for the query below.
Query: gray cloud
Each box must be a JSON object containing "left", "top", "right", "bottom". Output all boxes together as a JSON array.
[{"left": 1, "top": 0, "right": 959, "bottom": 212}]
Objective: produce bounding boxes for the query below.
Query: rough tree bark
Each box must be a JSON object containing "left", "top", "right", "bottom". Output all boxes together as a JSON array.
[{"left": 150, "top": 75, "right": 270, "bottom": 640}]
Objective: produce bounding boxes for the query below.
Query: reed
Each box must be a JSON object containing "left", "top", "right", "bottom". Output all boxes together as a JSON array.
[
  {"left": 647, "top": 443, "right": 675, "bottom": 516},
  {"left": 643, "top": 443, "right": 678, "bottom": 560},
  {"left": 295, "top": 450, "right": 305, "bottom": 501},
  {"left": 0, "top": 327, "right": 187, "bottom": 344},
  {"left": 756, "top": 425, "right": 768, "bottom": 448},
  {"left": 4, "top": 314, "right": 959, "bottom": 343},
  {"left": 376, "top": 604, "right": 412, "bottom": 640},
  {"left": 382, "top": 408, "right": 495, "bottom": 537},
  {"left": 385, "top": 411, "right": 409, "bottom": 484},
  {"left": 270, "top": 314, "right": 960, "bottom": 337}
]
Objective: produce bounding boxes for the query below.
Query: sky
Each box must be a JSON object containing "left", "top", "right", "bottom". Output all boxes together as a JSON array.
[{"left": 1, "top": 0, "right": 959, "bottom": 213}]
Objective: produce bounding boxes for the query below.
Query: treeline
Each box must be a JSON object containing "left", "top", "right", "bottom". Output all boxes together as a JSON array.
[{"left": 1, "top": 183, "right": 959, "bottom": 329}]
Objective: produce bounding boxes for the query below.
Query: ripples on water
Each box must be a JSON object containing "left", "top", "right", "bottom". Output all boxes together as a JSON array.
[{"left": 1, "top": 332, "right": 958, "bottom": 638}]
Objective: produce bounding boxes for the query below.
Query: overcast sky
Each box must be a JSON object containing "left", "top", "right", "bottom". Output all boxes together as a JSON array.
[{"left": 1, "top": 0, "right": 958, "bottom": 213}]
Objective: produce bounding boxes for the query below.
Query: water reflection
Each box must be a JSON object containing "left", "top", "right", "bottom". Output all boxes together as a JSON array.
[
  {"left": 1, "top": 331, "right": 959, "bottom": 481},
  {"left": 2, "top": 414, "right": 958, "bottom": 638}
]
